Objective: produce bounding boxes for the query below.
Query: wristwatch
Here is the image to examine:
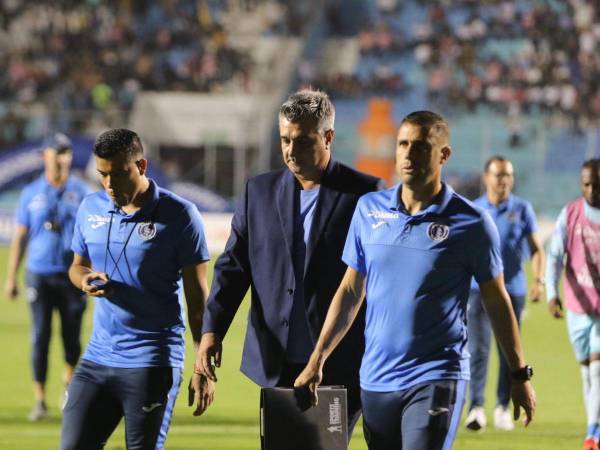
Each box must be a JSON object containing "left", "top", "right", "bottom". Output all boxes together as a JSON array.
[{"left": 511, "top": 365, "right": 533, "bottom": 382}]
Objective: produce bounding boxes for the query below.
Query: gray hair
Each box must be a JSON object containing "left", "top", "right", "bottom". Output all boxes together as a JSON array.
[{"left": 279, "top": 89, "right": 335, "bottom": 134}]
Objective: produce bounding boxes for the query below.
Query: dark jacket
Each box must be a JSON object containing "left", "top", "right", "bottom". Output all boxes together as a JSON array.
[{"left": 202, "top": 159, "right": 383, "bottom": 386}]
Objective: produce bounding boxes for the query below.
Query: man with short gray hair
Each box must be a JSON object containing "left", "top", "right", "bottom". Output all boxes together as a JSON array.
[
  {"left": 279, "top": 89, "right": 335, "bottom": 133},
  {"left": 197, "top": 89, "right": 383, "bottom": 438}
]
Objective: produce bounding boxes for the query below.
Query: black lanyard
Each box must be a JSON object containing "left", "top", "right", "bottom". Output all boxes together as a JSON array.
[
  {"left": 44, "top": 183, "right": 67, "bottom": 232},
  {"left": 102, "top": 199, "right": 160, "bottom": 280}
]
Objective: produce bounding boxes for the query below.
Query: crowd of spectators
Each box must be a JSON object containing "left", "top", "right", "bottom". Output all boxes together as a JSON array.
[
  {"left": 0, "top": 0, "right": 306, "bottom": 149},
  {"left": 313, "top": 0, "right": 600, "bottom": 128},
  {"left": 300, "top": 69, "right": 407, "bottom": 98},
  {"left": 6, "top": 0, "right": 597, "bottom": 150},
  {"left": 412, "top": 0, "right": 600, "bottom": 127}
]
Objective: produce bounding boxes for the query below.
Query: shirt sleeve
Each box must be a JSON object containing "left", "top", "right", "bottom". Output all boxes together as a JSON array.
[
  {"left": 342, "top": 199, "right": 367, "bottom": 274},
  {"left": 522, "top": 201, "right": 539, "bottom": 235},
  {"left": 176, "top": 204, "right": 210, "bottom": 268},
  {"left": 469, "top": 211, "right": 504, "bottom": 284},
  {"left": 71, "top": 199, "right": 88, "bottom": 259},
  {"left": 545, "top": 207, "right": 567, "bottom": 301},
  {"left": 14, "top": 188, "right": 30, "bottom": 227}
]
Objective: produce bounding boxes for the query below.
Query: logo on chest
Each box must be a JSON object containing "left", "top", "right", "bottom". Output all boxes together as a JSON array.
[
  {"left": 87, "top": 214, "right": 112, "bottom": 229},
  {"left": 427, "top": 222, "right": 450, "bottom": 242},
  {"left": 28, "top": 194, "right": 47, "bottom": 211},
  {"left": 368, "top": 209, "right": 399, "bottom": 229},
  {"left": 138, "top": 222, "right": 156, "bottom": 240}
]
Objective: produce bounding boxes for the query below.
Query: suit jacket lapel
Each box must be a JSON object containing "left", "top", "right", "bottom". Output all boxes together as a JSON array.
[
  {"left": 276, "top": 170, "right": 296, "bottom": 265},
  {"left": 304, "top": 163, "right": 342, "bottom": 277}
]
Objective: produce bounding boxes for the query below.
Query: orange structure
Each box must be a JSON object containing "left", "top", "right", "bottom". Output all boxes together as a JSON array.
[{"left": 356, "top": 98, "right": 397, "bottom": 186}]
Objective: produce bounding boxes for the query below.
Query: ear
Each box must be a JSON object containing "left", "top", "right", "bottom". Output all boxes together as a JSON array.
[
  {"left": 136, "top": 158, "right": 148, "bottom": 175},
  {"left": 440, "top": 145, "right": 452, "bottom": 164},
  {"left": 324, "top": 129, "right": 335, "bottom": 149}
]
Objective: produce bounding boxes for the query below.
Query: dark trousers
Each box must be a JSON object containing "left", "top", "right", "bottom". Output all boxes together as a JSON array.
[
  {"left": 26, "top": 271, "right": 86, "bottom": 383},
  {"left": 361, "top": 380, "right": 467, "bottom": 450},
  {"left": 60, "top": 360, "right": 181, "bottom": 450},
  {"left": 277, "top": 362, "right": 362, "bottom": 440},
  {"left": 467, "top": 290, "right": 525, "bottom": 408}
]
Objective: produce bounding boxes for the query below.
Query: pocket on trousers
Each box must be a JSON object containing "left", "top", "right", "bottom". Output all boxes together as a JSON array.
[
  {"left": 62, "top": 378, "right": 87, "bottom": 412},
  {"left": 145, "top": 367, "right": 174, "bottom": 405}
]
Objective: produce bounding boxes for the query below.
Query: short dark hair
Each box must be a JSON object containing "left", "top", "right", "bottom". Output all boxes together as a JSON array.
[
  {"left": 582, "top": 158, "right": 600, "bottom": 172},
  {"left": 93, "top": 128, "right": 144, "bottom": 160},
  {"left": 484, "top": 155, "right": 510, "bottom": 172},
  {"left": 279, "top": 89, "right": 335, "bottom": 134},
  {"left": 400, "top": 110, "right": 449, "bottom": 141}
]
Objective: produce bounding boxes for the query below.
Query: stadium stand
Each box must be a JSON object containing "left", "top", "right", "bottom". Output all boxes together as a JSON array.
[
  {"left": 0, "top": 0, "right": 309, "bottom": 148},
  {"left": 1, "top": 0, "right": 599, "bottom": 216},
  {"left": 292, "top": 0, "right": 600, "bottom": 217}
]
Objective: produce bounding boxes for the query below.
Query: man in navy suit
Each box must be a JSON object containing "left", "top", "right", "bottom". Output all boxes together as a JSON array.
[{"left": 193, "top": 89, "right": 383, "bottom": 433}]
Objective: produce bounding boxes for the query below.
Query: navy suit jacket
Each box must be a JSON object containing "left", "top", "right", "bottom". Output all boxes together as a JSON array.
[{"left": 202, "top": 159, "right": 383, "bottom": 387}]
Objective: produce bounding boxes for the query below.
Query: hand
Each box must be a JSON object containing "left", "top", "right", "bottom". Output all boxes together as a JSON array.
[
  {"left": 188, "top": 372, "right": 215, "bottom": 416},
  {"left": 4, "top": 278, "right": 18, "bottom": 300},
  {"left": 511, "top": 381, "right": 536, "bottom": 427},
  {"left": 528, "top": 281, "right": 543, "bottom": 303},
  {"left": 293, "top": 356, "right": 324, "bottom": 407},
  {"left": 81, "top": 272, "right": 111, "bottom": 297},
  {"left": 197, "top": 333, "right": 222, "bottom": 382},
  {"left": 548, "top": 297, "right": 564, "bottom": 319}
]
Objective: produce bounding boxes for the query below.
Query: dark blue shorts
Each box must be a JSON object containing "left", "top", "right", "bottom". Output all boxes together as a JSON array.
[
  {"left": 361, "top": 379, "right": 467, "bottom": 450},
  {"left": 59, "top": 360, "right": 182, "bottom": 450}
]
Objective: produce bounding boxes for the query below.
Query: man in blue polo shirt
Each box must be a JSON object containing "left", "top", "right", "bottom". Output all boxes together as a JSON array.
[
  {"left": 59, "top": 128, "right": 214, "bottom": 450},
  {"left": 295, "top": 111, "right": 536, "bottom": 450},
  {"left": 464, "top": 156, "right": 545, "bottom": 432},
  {"left": 4, "top": 133, "right": 91, "bottom": 421}
]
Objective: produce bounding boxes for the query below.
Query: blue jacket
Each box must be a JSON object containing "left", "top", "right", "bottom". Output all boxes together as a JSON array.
[{"left": 202, "top": 160, "right": 382, "bottom": 386}]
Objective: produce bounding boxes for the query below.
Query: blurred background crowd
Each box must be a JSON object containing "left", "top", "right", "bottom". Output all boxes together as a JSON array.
[{"left": 0, "top": 0, "right": 599, "bottom": 230}]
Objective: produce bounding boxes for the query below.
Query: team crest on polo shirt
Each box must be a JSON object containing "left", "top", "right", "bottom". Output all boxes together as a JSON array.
[
  {"left": 138, "top": 222, "right": 156, "bottom": 240},
  {"left": 63, "top": 191, "right": 80, "bottom": 206},
  {"left": 427, "top": 222, "right": 450, "bottom": 242}
]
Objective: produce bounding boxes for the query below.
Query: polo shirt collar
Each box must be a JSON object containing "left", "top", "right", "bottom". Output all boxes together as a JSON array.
[
  {"left": 40, "top": 174, "right": 72, "bottom": 191},
  {"left": 105, "top": 179, "right": 160, "bottom": 219},
  {"left": 390, "top": 182, "right": 453, "bottom": 217},
  {"left": 483, "top": 193, "right": 513, "bottom": 212}
]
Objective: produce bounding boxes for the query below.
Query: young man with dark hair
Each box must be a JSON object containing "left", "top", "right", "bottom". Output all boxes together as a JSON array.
[
  {"left": 197, "top": 89, "right": 383, "bottom": 438},
  {"left": 295, "top": 111, "right": 536, "bottom": 450},
  {"left": 59, "top": 128, "right": 214, "bottom": 450},
  {"left": 547, "top": 158, "right": 600, "bottom": 450},
  {"left": 4, "top": 133, "right": 91, "bottom": 421}
]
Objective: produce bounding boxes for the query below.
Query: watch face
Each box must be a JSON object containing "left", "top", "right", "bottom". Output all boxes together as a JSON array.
[{"left": 512, "top": 365, "right": 533, "bottom": 381}]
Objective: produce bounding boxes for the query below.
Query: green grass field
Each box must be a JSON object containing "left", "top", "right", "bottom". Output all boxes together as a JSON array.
[{"left": 0, "top": 246, "right": 585, "bottom": 450}]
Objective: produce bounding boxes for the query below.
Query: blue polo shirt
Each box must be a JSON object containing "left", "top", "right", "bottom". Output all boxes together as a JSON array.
[
  {"left": 343, "top": 183, "right": 503, "bottom": 391},
  {"left": 71, "top": 179, "right": 210, "bottom": 368},
  {"left": 15, "top": 175, "right": 92, "bottom": 274},
  {"left": 471, "top": 194, "right": 538, "bottom": 297}
]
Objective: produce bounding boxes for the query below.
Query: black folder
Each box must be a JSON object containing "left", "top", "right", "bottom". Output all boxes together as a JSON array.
[{"left": 260, "top": 386, "right": 348, "bottom": 450}]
